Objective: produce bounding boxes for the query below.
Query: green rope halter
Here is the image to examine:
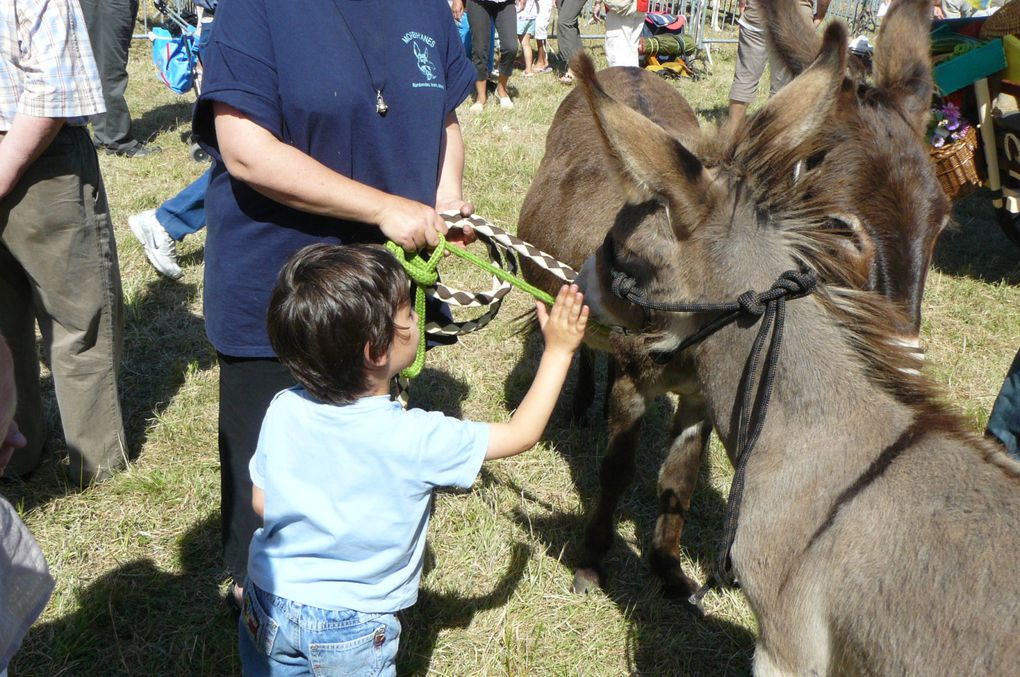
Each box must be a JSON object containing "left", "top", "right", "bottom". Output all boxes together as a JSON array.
[{"left": 385, "top": 233, "right": 556, "bottom": 379}]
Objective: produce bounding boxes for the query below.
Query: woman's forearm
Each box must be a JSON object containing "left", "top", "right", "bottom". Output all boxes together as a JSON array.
[
  {"left": 435, "top": 111, "right": 466, "bottom": 208},
  {"left": 213, "top": 102, "right": 447, "bottom": 251}
]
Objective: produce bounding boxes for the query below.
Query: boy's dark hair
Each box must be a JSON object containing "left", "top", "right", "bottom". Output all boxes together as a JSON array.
[{"left": 267, "top": 243, "right": 411, "bottom": 404}]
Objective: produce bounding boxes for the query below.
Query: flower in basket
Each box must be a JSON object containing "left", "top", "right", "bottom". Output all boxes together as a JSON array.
[{"left": 928, "top": 102, "right": 971, "bottom": 148}]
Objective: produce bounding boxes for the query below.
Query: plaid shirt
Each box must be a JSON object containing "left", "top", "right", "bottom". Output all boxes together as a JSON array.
[{"left": 0, "top": 0, "right": 105, "bottom": 131}]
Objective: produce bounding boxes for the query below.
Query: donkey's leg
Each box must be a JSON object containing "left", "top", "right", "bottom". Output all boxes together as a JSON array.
[
  {"left": 572, "top": 372, "right": 648, "bottom": 594},
  {"left": 648, "top": 395, "right": 711, "bottom": 600},
  {"left": 572, "top": 344, "right": 597, "bottom": 422}
]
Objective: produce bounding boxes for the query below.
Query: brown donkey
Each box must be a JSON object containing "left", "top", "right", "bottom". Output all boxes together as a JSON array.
[
  {"left": 567, "top": 20, "right": 1020, "bottom": 673},
  {"left": 517, "top": 0, "right": 949, "bottom": 602}
]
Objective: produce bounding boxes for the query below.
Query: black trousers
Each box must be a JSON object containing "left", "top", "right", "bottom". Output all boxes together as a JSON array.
[
  {"left": 217, "top": 354, "right": 296, "bottom": 581},
  {"left": 79, "top": 0, "right": 139, "bottom": 149},
  {"left": 466, "top": 0, "right": 518, "bottom": 80}
]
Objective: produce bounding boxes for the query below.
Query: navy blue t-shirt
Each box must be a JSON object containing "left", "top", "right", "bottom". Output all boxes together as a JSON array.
[{"left": 193, "top": 0, "right": 475, "bottom": 357}]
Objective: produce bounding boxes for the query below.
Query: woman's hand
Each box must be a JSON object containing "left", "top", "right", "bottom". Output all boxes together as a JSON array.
[
  {"left": 435, "top": 197, "right": 477, "bottom": 248},
  {"left": 375, "top": 195, "right": 448, "bottom": 252}
]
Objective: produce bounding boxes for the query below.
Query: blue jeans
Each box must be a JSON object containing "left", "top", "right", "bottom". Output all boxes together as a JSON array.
[
  {"left": 156, "top": 167, "right": 210, "bottom": 241},
  {"left": 238, "top": 581, "right": 401, "bottom": 676},
  {"left": 987, "top": 347, "right": 1020, "bottom": 459}
]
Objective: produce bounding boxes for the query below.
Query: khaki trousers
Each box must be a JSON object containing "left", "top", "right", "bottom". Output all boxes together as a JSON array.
[{"left": 0, "top": 125, "right": 127, "bottom": 484}]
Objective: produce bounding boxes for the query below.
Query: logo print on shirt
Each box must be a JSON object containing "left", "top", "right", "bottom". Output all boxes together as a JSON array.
[
  {"left": 402, "top": 31, "right": 445, "bottom": 90},
  {"left": 413, "top": 42, "right": 437, "bottom": 81}
]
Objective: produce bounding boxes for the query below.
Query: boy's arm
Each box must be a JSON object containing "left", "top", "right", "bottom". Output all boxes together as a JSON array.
[
  {"left": 486, "top": 286, "right": 588, "bottom": 460},
  {"left": 252, "top": 484, "right": 265, "bottom": 519}
]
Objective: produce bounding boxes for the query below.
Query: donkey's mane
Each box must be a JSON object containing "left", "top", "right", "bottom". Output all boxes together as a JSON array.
[{"left": 692, "top": 112, "right": 975, "bottom": 439}]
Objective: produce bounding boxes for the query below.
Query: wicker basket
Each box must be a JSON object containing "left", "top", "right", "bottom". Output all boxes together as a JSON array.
[
  {"left": 929, "top": 125, "right": 981, "bottom": 200},
  {"left": 981, "top": 0, "right": 1020, "bottom": 39}
]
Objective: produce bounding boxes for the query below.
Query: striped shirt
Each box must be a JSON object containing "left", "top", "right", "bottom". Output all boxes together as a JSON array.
[{"left": 0, "top": 0, "right": 105, "bottom": 131}]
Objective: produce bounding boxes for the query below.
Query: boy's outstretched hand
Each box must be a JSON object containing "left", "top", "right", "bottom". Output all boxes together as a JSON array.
[{"left": 535, "top": 284, "right": 589, "bottom": 356}]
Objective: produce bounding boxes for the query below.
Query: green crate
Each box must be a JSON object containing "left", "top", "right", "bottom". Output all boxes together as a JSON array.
[{"left": 934, "top": 37, "right": 1006, "bottom": 95}]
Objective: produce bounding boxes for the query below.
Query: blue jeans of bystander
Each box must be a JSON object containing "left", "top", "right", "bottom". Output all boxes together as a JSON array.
[
  {"left": 157, "top": 167, "right": 210, "bottom": 241},
  {"left": 238, "top": 580, "right": 401, "bottom": 676}
]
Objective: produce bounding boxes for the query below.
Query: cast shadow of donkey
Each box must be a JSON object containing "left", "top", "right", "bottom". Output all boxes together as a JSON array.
[{"left": 516, "top": 0, "right": 952, "bottom": 612}]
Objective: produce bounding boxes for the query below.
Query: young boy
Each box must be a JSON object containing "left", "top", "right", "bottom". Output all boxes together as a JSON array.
[{"left": 239, "top": 243, "right": 588, "bottom": 676}]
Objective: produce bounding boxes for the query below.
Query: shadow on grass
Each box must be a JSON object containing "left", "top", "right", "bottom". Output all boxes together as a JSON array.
[
  {"left": 403, "top": 364, "right": 469, "bottom": 420},
  {"left": 2, "top": 274, "right": 213, "bottom": 513},
  {"left": 132, "top": 100, "right": 196, "bottom": 146},
  {"left": 934, "top": 189, "right": 1020, "bottom": 284},
  {"left": 397, "top": 542, "right": 531, "bottom": 676},
  {"left": 120, "top": 276, "right": 215, "bottom": 464},
  {"left": 13, "top": 514, "right": 239, "bottom": 676},
  {"left": 501, "top": 332, "right": 754, "bottom": 674}
]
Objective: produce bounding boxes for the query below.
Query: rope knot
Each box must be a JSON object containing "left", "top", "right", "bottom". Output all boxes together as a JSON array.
[
  {"left": 774, "top": 270, "right": 816, "bottom": 298},
  {"left": 611, "top": 271, "right": 641, "bottom": 300},
  {"left": 737, "top": 290, "right": 767, "bottom": 316}
]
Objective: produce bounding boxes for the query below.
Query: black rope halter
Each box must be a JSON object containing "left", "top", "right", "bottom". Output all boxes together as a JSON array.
[{"left": 604, "top": 234, "right": 817, "bottom": 600}]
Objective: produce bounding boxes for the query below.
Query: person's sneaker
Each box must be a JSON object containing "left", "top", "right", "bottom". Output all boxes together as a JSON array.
[
  {"left": 469, "top": 101, "right": 484, "bottom": 113},
  {"left": 128, "top": 209, "right": 183, "bottom": 279},
  {"left": 499, "top": 96, "right": 514, "bottom": 109}
]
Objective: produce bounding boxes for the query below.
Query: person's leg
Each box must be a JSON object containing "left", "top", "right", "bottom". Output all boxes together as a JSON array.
[
  {"left": 0, "top": 246, "right": 46, "bottom": 477},
  {"left": 1, "top": 128, "right": 127, "bottom": 485},
  {"left": 218, "top": 354, "right": 297, "bottom": 586},
  {"left": 726, "top": 24, "right": 768, "bottom": 132},
  {"left": 131, "top": 169, "right": 211, "bottom": 279},
  {"left": 494, "top": 0, "right": 518, "bottom": 99},
  {"left": 520, "top": 32, "right": 534, "bottom": 74},
  {"left": 535, "top": 0, "right": 552, "bottom": 69},
  {"left": 79, "top": 0, "right": 148, "bottom": 154},
  {"left": 466, "top": 0, "right": 493, "bottom": 106},
  {"left": 767, "top": 1, "right": 813, "bottom": 96},
  {"left": 158, "top": 168, "right": 211, "bottom": 240},
  {"left": 604, "top": 12, "right": 635, "bottom": 68},
  {"left": 987, "top": 347, "right": 1020, "bottom": 459},
  {"left": 557, "top": 0, "right": 586, "bottom": 76}
]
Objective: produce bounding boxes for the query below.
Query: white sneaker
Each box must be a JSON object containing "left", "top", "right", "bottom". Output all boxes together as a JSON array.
[
  {"left": 499, "top": 96, "right": 514, "bottom": 109},
  {"left": 469, "top": 101, "right": 484, "bottom": 113},
  {"left": 128, "top": 209, "right": 183, "bottom": 279}
]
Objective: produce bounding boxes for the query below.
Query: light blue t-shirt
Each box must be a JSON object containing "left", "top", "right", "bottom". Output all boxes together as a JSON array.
[{"left": 247, "top": 388, "right": 489, "bottom": 613}]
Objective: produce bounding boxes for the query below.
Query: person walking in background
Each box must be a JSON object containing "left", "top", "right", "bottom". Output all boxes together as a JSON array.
[
  {"left": 726, "top": 0, "right": 829, "bottom": 131},
  {"left": 556, "top": 0, "right": 587, "bottom": 83},
  {"left": 532, "top": 0, "right": 553, "bottom": 72},
  {"left": 0, "top": 0, "right": 128, "bottom": 486},
  {"left": 129, "top": 168, "right": 210, "bottom": 280},
  {"left": 518, "top": 0, "right": 540, "bottom": 76},
  {"left": 192, "top": 0, "right": 477, "bottom": 609},
  {"left": 599, "top": 0, "right": 647, "bottom": 68},
  {"left": 80, "top": 0, "right": 160, "bottom": 157},
  {"left": 466, "top": 0, "right": 521, "bottom": 110}
]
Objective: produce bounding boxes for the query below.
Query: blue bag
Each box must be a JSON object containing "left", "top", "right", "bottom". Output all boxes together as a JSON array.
[{"left": 151, "top": 26, "right": 196, "bottom": 95}]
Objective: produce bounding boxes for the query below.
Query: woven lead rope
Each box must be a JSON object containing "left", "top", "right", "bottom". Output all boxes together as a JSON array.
[{"left": 386, "top": 212, "right": 580, "bottom": 401}]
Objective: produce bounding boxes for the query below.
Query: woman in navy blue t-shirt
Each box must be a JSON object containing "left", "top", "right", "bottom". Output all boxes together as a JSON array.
[{"left": 192, "top": 0, "right": 476, "bottom": 607}]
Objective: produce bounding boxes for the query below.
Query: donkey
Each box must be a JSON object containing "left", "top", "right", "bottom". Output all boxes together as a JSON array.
[
  {"left": 517, "top": 0, "right": 950, "bottom": 601},
  {"left": 568, "top": 22, "right": 1020, "bottom": 674}
]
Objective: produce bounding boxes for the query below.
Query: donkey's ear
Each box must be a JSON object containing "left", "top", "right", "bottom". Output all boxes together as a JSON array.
[
  {"left": 873, "top": 0, "right": 933, "bottom": 136},
  {"left": 571, "top": 53, "right": 711, "bottom": 233},
  {"left": 740, "top": 23, "right": 848, "bottom": 169},
  {"left": 762, "top": 0, "right": 822, "bottom": 77}
]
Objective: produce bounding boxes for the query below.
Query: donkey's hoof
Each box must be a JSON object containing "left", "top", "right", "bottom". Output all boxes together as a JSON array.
[{"left": 572, "top": 568, "right": 601, "bottom": 594}]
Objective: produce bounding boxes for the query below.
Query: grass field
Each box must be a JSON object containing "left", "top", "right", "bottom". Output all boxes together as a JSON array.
[{"left": 6, "top": 16, "right": 1020, "bottom": 677}]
